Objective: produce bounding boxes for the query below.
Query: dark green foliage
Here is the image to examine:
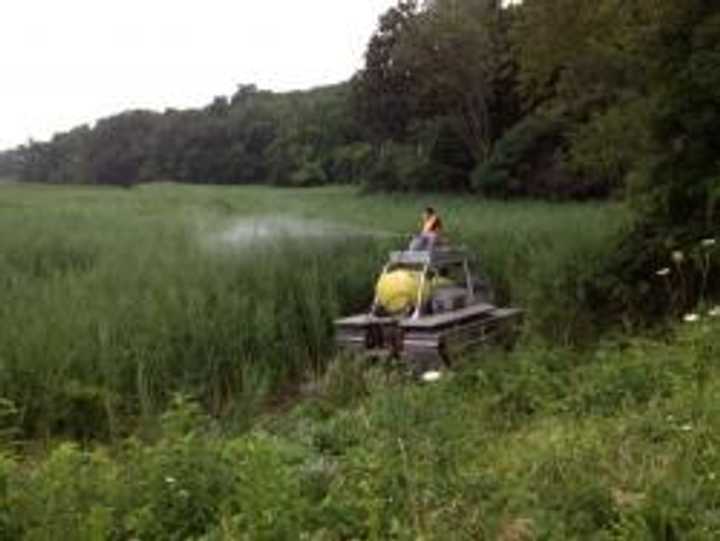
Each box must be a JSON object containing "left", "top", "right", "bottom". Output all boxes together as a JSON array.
[
  {"left": 0, "top": 150, "right": 21, "bottom": 180},
  {"left": 364, "top": 141, "right": 463, "bottom": 193},
  {"left": 471, "top": 110, "right": 642, "bottom": 199},
  {"left": 642, "top": 7, "right": 720, "bottom": 230},
  {"left": 354, "top": 0, "right": 524, "bottom": 190},
  {"left": 350, "top": 1, "right": 421, "bottom": 143},
  {"left": 11, "top": 0, "right": 717, "bottom": 207},
  {"left": 13, "top": 84, "right": 369, "bottom": 188},
  {"left": 566, "top": 99, "right": 655, "bottom": 194},
  {"left": 88, "top": 112, "right": 160, "bottom": 186},
  {"left": 471, "top": 114, "right": 572, "bottom": 198},
  {"left": 589, "top": 3, "right": 720, "bottom": 321},
  {"left": 0, "top": 0, "right": 711, "bottom": 220}
]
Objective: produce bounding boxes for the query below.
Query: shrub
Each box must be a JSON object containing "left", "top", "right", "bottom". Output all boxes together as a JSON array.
[
  {"left": 590, "top": 5, "right": 720, "bottom": 322},
  {"left": 290, "top": 159, "right": 328, "bottom": 187},
  {"left": 364, "top": 141, "right": 465, "bottom": 192},
  {"left": 471, "top": 114, "right": 583, "bottom": 199},
  {"left": 328, "top": 142, "right": 373, "bottom": 184},
  {"left": 566, "top": 99, "right": 655, "bottom": 196}
]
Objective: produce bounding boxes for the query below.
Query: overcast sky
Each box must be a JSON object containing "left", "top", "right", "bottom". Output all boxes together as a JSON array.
[{"left": 0, "top": 0, "right": 397, "bottom": 150}]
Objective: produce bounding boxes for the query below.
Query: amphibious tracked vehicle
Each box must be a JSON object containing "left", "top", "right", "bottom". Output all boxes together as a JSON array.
[{"left": 334, "top": 246, "right": 523, "bottom": 372}]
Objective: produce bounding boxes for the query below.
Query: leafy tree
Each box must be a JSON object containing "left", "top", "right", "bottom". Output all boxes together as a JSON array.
[
  {"left": 8, "top": 0, "right": 718, "bottom": 215},
  {"left": 507, "top": 0, "right": 690, "bottom": 195},
  {"left": 639, "top": 4, "right": 720, "bottom": 232},
  {"left": 352, "top": 1, "right": 422, "bottom": 143},
  {"left": 590, "top": 0, "right": 720, "bottom": 318},
  {"left": 354, "top": 0, "right": 522, "bottom": 190},
  {"left": 398, "top": 0, "right": 520, "bottom": 161},
  {"left": 0, "top": 148, "right": 23, "bottom": 179},
  {"left": 11, "top": 83, "right": 366, "bottom": 187},
  {"left": 85, "top": 111, "right": 160, "bottom": 186}
]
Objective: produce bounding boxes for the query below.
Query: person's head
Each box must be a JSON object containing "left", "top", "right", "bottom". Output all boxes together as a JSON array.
[{"left": 423, "top": 207, "right": 436, "bottom": 220}]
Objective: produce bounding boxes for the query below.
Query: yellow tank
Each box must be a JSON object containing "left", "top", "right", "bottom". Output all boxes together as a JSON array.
[{"left": 375, "top": 270, "right": 453, "bottom": 315}]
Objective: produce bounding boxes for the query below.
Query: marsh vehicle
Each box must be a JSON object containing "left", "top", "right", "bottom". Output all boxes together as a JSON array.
[{"left": 334, "top": 246, "right": 523, "bottom": 371}]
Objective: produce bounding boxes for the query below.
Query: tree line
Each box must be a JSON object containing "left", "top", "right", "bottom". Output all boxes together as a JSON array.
[
  {"left": 1, "top": 84, "right": 369, "bottom": 188},
  {"left": 1, "top": 0, "right": 718, "bottom": 206}
]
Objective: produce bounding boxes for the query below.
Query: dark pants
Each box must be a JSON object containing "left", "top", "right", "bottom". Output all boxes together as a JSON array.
[{"left": 409, "top": 233, "right": 438, "bottom": 251}]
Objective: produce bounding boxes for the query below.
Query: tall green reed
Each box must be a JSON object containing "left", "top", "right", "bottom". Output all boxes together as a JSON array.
[
  {"left": 0, "top": 183, "right": 622, "bottom": 440},
  {"left": 0, "top": 203, "right": 389, "bottom": 439}
]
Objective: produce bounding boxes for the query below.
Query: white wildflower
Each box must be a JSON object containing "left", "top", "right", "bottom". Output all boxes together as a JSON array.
[
  {"left": 680, "top": 424, "right": 693, "bottom": 432},
  {"left": 702, "top": 238, "right": 716, "bottom": 248},
  {"left": 684, "top": 313, "right": 700, "bottom": 323},
  {"left": 709, "top": 306, "right": 720, "bottom": 318},
  {"left": 656, "top": 268, "right": 671, "bottom": 277},
  {"left": 672, "top": 251, "right": 685, "bottom": 264},
  {"left": 421, "top": 371, "right": 443, "bottom": 383},
  {"left": 165, "top": 476, "right": 176, "bottom": 485}
]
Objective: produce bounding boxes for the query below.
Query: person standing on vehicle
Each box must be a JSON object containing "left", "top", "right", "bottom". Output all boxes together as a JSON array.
[{"left": 409, "top": 207, "right": 443, "bottom": 251}]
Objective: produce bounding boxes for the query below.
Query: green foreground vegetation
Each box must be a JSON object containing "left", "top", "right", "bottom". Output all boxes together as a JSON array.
[{"left": 2, "top": 183, "right": 719, "bottom": 538}]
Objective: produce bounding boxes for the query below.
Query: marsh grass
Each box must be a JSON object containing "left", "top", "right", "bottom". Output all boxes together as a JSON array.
[{"left": 0, "top": 183, "right": 623, "bottom": 439}]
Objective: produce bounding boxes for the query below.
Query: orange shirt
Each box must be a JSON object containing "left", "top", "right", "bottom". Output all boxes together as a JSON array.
[{"left": 422, "top": 215, "right": 442, "bottom": 234}]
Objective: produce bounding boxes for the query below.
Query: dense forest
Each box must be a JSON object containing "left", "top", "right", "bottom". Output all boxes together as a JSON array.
[{"left": 1, "top": 0, "right": 718, "bottom": 211}]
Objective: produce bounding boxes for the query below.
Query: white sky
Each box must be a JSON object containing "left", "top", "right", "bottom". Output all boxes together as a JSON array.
[{"left": 0, "top": 0, "right": 397, "bottom": 150}]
